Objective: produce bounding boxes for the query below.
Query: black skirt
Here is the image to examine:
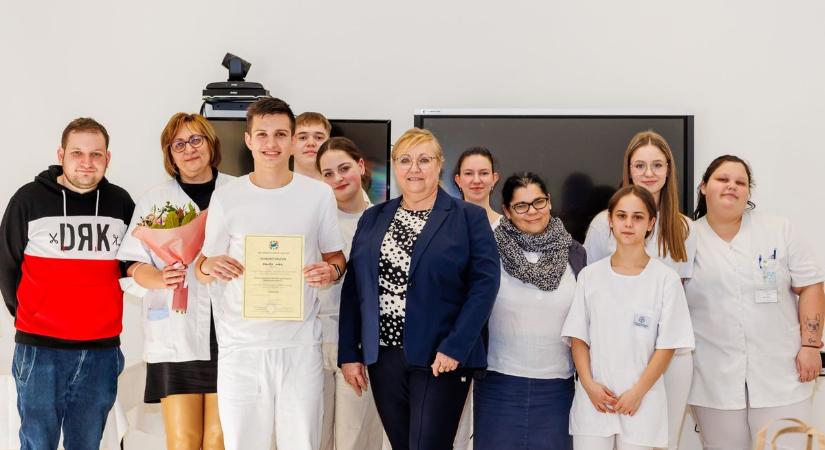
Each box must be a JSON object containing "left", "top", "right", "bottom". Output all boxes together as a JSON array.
[{"left": 143, "top": 309, "right": 219, "bottom": 403}]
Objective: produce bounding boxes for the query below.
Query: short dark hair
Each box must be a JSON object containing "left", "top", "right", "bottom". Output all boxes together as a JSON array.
[
  {"left": 61, "top": 117, "right": 110, "bottom": 149},
  {"left": 246, "top": 97, "right": 295, "bottom": 133},
  {"left": 501, "top": 172, "right": 549, "bottom": 207}
]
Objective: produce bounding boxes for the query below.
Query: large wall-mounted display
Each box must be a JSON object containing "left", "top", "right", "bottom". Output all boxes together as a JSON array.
[
  {"left": 208, "top": 118, "right": 391, "bottom": 204},
  {"left": 414, "top": 109, "right": 694, "bottom": 242}
]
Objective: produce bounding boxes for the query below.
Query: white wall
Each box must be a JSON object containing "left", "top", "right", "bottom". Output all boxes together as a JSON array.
[{"left": 1, "top": 1, "right": 824, "bottom": 448}]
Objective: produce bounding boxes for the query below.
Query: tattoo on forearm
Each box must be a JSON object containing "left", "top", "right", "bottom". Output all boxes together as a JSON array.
[{"left": 805, "top": 313, "right": 822, "bottom": 344}]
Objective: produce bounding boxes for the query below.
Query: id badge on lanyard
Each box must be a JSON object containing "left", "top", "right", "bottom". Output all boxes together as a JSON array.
[{"left": 755, "top": 248, "right": 778, "bottom": 304}]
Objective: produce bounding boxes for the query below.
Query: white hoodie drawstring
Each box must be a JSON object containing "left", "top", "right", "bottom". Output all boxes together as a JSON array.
[
  {"left": 60, "top": 189, "right": 101, "bottom": 251},
  {"left": 61, "top": 189, "right": 67, "bottom": 251}
]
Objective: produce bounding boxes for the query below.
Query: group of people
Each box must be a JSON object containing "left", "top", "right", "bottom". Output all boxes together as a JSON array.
[{"left": 0, "top": 95, "right": 822, "bottom": 450}]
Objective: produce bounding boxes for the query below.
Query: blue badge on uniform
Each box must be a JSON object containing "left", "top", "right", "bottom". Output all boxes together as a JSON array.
[{"left": 633, "top": 313, "right": 651, "bottom": 328}]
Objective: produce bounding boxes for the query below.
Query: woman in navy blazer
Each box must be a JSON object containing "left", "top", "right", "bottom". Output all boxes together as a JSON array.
[{"left": 338, "top": 128, "right": 500, "bottom": 450}]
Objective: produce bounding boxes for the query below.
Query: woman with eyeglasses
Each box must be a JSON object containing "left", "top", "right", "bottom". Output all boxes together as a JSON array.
[
  {"left": 473, "top": 172, "right": 586, "bottom": 450},
  {"left": 685, "top": 155, "right": 824, "bottom": 449},
  {"left": 118, "top": 113, "right": 234, "bottom": 450},
  {"left": 338, "top": 128, "right": 500, "bottom": 450},
  {"left": 583, "top": 130, "right": 695, "bottom": 450}
]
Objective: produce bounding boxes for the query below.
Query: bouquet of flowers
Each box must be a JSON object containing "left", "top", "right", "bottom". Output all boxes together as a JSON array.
[{"left": 132, "top": 201, "right": 208, "bottom": 313}]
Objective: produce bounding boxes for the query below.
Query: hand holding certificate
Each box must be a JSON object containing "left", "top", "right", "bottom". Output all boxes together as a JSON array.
[{"left": 244, "top": 235, "right": 305, "bottom": 320}]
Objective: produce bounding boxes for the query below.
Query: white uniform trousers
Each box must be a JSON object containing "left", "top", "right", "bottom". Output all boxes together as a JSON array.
[
  {"left": 659, "top": 352, "right": 693, "bottom": 450},
  {"left": 574, "top": 434, "right": 653, "bottom": 450},
  {"left": 693, "top": 394, "right": 811, "bottom": 450},
  {"left": 217, "top": 345, "right": 324, "bottom": 450},
  {"left": 453, "top": 386, "right": 473, "bottom": 450},
  {"left": 320, "top": 343, "right": 385, "bottom": 450}
]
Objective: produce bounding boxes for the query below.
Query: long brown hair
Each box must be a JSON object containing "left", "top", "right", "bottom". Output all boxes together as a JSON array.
[
  {"left": 621, "top": 130, "right": 689, "bottom": 262},
  {"left": 608, "top": 185, "right": 658, "bottom": 239},
  {"left": 316, "top": 137, "right": 372, "bottom": 190}
]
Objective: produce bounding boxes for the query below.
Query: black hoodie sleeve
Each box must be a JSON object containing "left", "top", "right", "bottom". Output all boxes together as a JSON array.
[{"left": 0, "top": 192, "right": 28, "bottom": 317}]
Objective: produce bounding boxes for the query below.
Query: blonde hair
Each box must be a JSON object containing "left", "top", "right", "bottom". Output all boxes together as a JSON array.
[
  {"left": 621, "top": 130, "right": 689, "bottom": 262},
  {"left": 392, "top": 128, "right": 443, "bottom": 160},
  {"left": 295, "top": 112, "right": 331, "bottom": 134},
  {"left": 160, "top": 113, "right": 221, "bottom": 178}
]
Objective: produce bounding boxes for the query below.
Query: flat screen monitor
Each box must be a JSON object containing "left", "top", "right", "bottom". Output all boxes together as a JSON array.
[
  {"left": 208, "top": 118, "right": 391, "bottom": 204},
  {"left": 414, "top": 110, "right": 694, "bottom": 243}
]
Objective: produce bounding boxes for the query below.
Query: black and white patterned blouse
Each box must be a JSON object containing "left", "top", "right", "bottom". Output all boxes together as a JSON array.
[{"left": 378, "top": 206, "right": 432, "bottom": 347}]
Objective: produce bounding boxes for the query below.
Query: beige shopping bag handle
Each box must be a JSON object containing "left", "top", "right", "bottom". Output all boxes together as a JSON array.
[{"left": 754, "top": 417, "right": 825, "bottom": 450}]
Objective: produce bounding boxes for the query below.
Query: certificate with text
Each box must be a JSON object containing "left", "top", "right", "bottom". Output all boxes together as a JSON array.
[{"left": 243, "top": 235, "right": 304, "bottom": 320}]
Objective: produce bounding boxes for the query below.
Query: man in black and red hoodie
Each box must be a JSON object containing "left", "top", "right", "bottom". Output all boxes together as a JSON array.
[{"left": 0, "top": 118, "right": 134, "bottom": 449}]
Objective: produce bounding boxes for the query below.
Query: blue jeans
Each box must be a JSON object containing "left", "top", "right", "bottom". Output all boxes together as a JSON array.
[
  {"left": 12, "top": 344, "right": 124, "bottom": 450},
  {"left": 474, "top": 371, "right": 574, "bottom": 450}
]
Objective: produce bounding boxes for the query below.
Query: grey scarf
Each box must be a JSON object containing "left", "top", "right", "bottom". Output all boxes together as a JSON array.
[{"left": 494, "top": 216, "right": 572, "bottom": 291}]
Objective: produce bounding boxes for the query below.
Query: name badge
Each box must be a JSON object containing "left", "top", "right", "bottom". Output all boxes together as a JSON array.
[
  {"left": 755, "top": 288, "right": 778, "bottom": 304},
  {"left": 633, "top": 313, "right": 651, "bottom": 328},
  {"left": 147, "top": 296, "right": 170, "bottom": 321}
]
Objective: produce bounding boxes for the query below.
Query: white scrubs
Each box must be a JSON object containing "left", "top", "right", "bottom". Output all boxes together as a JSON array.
[
  {"left": 584, "top": 210, "right": 696, "bottom": 449},
  {"left": 562, "top": 258, "right": 695, "bottom": 449},
  {"left": 318, "top": 203, "right": 385, "bottom": 450},
  {"left": 685, "top": 212, "right": 825, "bottom": 448},
  {"left": 117, "top": 174, "right": 235, "bottom": 363},
  {"left": 201, "top": 174, "right": 345, "bottom": 450}
]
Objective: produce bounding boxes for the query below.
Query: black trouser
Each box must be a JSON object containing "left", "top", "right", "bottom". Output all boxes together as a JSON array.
[{"left": 368, "top": 346, "right": 472, "bottom": 450}]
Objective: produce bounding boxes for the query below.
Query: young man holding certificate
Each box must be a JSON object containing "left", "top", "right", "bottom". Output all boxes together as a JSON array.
[{"left": 195, "top": 97, "right": 346, "bottom": 450}]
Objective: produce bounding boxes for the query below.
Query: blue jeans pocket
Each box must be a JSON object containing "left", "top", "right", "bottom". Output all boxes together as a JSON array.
[{"left": 13, "top": 344, "right": 37, "bottom": 387}]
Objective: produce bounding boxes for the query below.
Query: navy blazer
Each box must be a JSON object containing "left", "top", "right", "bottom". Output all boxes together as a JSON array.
[{"left": 338, "top": 188, "right": 501, "bottom": 369}]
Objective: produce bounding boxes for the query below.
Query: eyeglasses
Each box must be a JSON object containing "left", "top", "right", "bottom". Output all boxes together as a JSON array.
[
  {"left": 393, "top": 154, "right": 441, "bottom": 171},
  {"left": 630, "top": 160, "right": 668, "bottom": 175},
  {"left": 170, "top": 135, "right": 206, "bottom": 153},
  {"left": 510, "top": 196, "right": 549, "bottom": 214}
]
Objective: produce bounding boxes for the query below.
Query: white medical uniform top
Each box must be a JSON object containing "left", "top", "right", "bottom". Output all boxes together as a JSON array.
[
  {"left": 685, "top": 211, "right": 825, "bottom": 409},
  {"left": 584, "top": 210, "right": 696, "bottom": 279},
  {"left": 117, "top": 173, "right": 235, "bottom": 363},
  {"left": 487, "top": 256, "right": 577, "bottom": 379},
  {"left": 562, "top": 258, "right": 694, "bottom": 447},
  {"left": 318, "top": 202, "right": 371, "bottom": 344}
]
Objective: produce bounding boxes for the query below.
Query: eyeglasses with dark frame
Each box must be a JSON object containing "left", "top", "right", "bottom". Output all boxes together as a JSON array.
[
  {"left": 170, "top": 135, "right": 206, "bottom": 153},
  {"left": 510, "top": 196, "right": 549, "bottom": 214}
]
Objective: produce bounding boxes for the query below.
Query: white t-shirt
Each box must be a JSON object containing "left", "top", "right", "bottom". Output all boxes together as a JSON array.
[
  {"left": 318, "top": 203, "right": 371, "bottom": 344},
  {"left": 487, "top": 255, "right": 577, "bottom": 379},
  {"left": 201, "top": 173, "right": 345, "bottom": 353},
  {"left": 117, "top": 174, "right": 234, "bottom": 363},
  {"left": 562, "top": 257, "right": 694, "bottom": 448},
  {"left": 584, "top": 210, "right": 696, "bottom": 279},
  {"left": 685, "top": 211, "right": 825, "bottom": 409}
]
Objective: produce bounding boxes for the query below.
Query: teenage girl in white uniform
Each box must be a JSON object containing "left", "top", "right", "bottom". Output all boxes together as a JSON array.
[
  {"left": 583, "top": 130, "right": 695, "bottom": 450},
  {"left": 564, "top": 185, "right": 695, "bottom": 450},
  {"left": 316, "top": 137, "right": 385, "bottom": 450},
  {"left": 685, "top": 155, "right": 825, "bottom": 450}
]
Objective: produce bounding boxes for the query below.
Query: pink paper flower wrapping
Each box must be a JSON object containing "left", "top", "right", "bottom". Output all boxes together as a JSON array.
[{"left": 132, "top": 211, "right": 208, "bottom": 313}]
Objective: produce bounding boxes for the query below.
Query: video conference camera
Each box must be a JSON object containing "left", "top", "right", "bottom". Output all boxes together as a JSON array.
[{"left": 202, "top": 53, "right": 270, "bottom": 118}]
